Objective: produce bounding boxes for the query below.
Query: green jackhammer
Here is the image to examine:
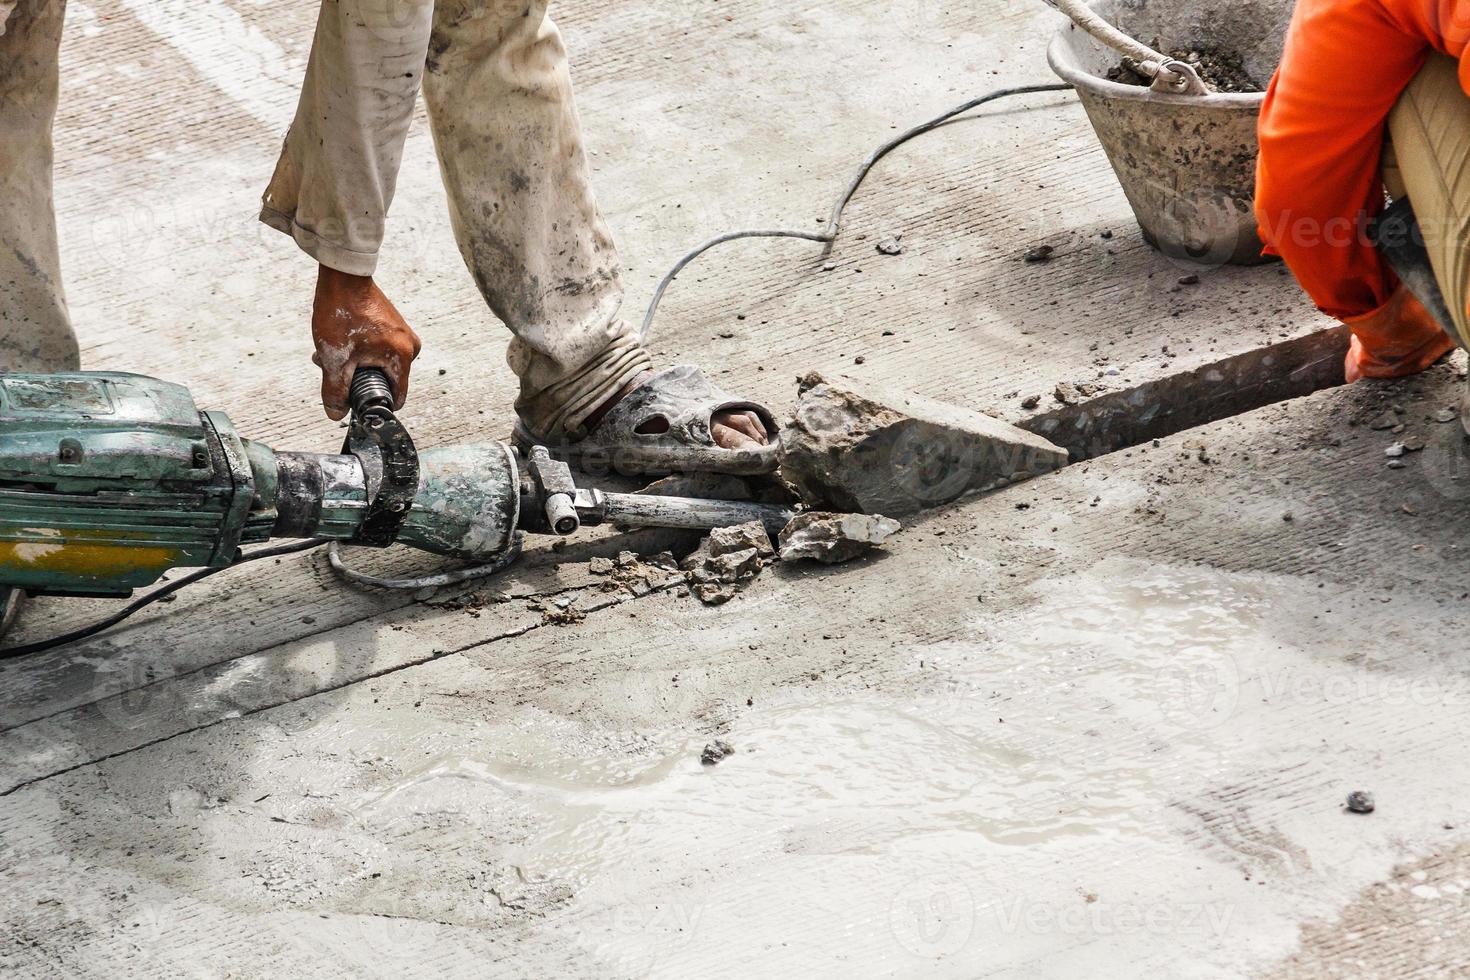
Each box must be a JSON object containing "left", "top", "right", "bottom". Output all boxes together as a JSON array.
[{"left": 0, "top": 370, "right": 793, "bottom": 646}]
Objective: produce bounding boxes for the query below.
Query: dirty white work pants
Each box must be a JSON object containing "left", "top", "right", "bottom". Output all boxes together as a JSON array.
[
  {"left": 1382, "top": 53, "right": 1470, "bottom": 349},
  {"left": 0, "top": 0, "right": 77, "bottom": 373},
  {"left": 264, "top": 0, "right": 650, "bottom": 440},
  {"left": 1, "top": 0, "right": 649, "bottom": 439}
]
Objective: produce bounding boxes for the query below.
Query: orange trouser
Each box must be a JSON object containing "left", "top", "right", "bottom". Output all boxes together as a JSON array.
[{"left": 1255, "top": 0, "right": 1465, "bottom": 379}]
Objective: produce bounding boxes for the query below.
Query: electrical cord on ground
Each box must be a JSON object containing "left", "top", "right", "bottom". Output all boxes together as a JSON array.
[
  {"left": 640, "top": 82, "right": 1074, "bottom": 339},
  {"left": 0, "top": 538, "right": 329, "bottom": 660},
  {"left": 326, "top": 535, "right": 524, "bottom": 591},
  {"left": 3, "top": 82, "right": 1076, "bottom": 654}
]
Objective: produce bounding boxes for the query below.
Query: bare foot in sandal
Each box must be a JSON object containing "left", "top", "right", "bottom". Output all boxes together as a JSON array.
[
  {"left": 587, "top": 371, "right": 770, "bottom": 450},
  {"left": 516, "top": 365, "right": 779, "bottom": 476}
]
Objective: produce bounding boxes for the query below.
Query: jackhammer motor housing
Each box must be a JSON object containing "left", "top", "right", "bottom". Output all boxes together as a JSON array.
[{"left": 0, "top": 372, "right": 519, "bottom": 597}]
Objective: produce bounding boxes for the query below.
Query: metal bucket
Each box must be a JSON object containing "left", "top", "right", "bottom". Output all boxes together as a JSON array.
[{"left": 1047, "top": 0, "right": 1294, "bottom": 267}]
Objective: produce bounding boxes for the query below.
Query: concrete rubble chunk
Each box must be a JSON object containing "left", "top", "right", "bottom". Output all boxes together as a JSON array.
[
  {"left": 779, "top": 372, "right": 1068, "bottom": 515},
  {"left": 708, "top": 520, "right": 775, "bottom": 559},
  {"left": 701, "top": 740, "right": 736, "bottom": 766},
  {"left": 777, "top": 511, "right": 901, "bottom": 564},
  {"left": 1053, "top": 381, "right": 1081, "bottom": 405},
  {"left": 681, "top": 525, "right": 771, "bottom": 605},
  {"left": 691, "top": 581, "right": 737, "bottom": 605}
]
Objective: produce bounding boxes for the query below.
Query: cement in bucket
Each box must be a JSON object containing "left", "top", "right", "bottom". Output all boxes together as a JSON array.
[{"left": 1048, "top": 0, "right": 1295, "bottom": 267}]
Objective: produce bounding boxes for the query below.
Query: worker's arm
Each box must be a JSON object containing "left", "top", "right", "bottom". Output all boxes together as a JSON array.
[
  {"left": 1254, "top": 0, "right": 1429, "bottom": 320},
  {"left": 260, "top": 0, "right": 433, "bottom": 417}
]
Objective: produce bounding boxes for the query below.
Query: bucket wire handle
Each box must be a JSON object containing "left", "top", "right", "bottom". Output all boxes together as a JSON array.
[{"left": 1044, "top": 0, "right": 1210, "bottom": 96}]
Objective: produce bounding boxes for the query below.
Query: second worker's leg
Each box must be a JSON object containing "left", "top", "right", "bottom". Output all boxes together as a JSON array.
[
  {"left": 0, "top": 0, "right": 77, "bottom": 373},
  {"left": 1387, "top": 53, "right": 1470, "bottom": 351}
]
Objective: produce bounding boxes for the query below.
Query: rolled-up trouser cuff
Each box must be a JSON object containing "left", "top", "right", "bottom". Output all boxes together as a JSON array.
[
  {"left": 259, "top": 206, "right": 380, "bottom": 278},
  {"left": 516, "top": 329, "right": 654, "bottom": 442}
]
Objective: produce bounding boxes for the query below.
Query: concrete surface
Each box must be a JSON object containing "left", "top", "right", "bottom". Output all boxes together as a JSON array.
[{"left": 4, "top": 0, "right": 1469, "bottom": 977}]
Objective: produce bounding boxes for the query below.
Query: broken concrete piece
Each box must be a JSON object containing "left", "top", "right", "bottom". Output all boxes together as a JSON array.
[
  {"left": 701, "top": 740, "right": 735, "bottom": 765},
  {"left": 692, "top": 582, "right": 737, "bottom": 605},
  {"left": 1346, "top": 790, "right": 1375, "bottom": 814},
  {"left": 876, "top": 237, "right": 903, "bottom": 256},
  {"left": 780, "top": 373, "right": 1068, "bottom": 515},
  {"left": 777, "top": 511, "right": 901, "bottom": 564},
  {"left": 681, "top": 531, "right": 768, "bottom": 605},
  {"left": 587, "top": 551, "right": 680, "bottom": 596},
  {"left": 707, "top": 547, "right": 763, "bottom": 581},
  {"left": 708, "top": 520, "right": 774, "bottom": 559},
  {"left": 1385, "top": 443, "right": 1406, "bottom": 459}
]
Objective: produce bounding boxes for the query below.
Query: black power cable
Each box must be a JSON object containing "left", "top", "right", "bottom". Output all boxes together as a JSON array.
[{"left": 640, "top": 82, "right": 1074, "bottom": 338}]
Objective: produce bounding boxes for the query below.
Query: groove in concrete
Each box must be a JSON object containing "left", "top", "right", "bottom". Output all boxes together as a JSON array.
[{"left": 1017, "top": 325, "right": 1350, "bottom": 462}]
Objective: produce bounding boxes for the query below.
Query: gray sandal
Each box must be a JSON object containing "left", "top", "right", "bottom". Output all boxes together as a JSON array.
[{"left": 515, "top": 365, "right": 781, "bottom": 476}]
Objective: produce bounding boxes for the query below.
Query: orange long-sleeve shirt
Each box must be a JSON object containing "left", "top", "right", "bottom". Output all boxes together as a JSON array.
[{"left": 1257, "top": 0, "right": 1470, "bottom": 319}]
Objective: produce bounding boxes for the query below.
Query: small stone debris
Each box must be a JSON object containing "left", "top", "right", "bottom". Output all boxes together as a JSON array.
[
  {"left": 1053, "top": 382, "right": 1081, "bottom": 406},
  {"left": 590, "top": 551, "right": 680, "bottom": 596},
  {"left": 1402, "top": 437, "right": 1427, "bottom": 452},
  {"left": 1177, "top": 274, "right": 1200, "bottom": 285},
  {"left": 1021, "top": 394, "right": 1041, "bottom": 410},
  {"left": 701, "top": 740, "right": 736, "bottom": 766},
  {"left": 1346, "top": 790, "right": 1375, "bottom": 814},
  {"left": 1387, "top": 459, "right": 1406, "bottom": 470},
  {"left": 709, "top": 521, "right": 775, "bottom": 559},
  {"left": 1434, "top": 407, "right": 1458, "bottom": 424},
  {"left": 778, "top": 512, "right": 901, "bottom": 564},
  {"left": 681, "top": 521, "right": 774, "bottom": 605},
  {"left": 1385, "top": 443, "right": 1406, "bottom": 459},
  {"left": 876, "top": 237, "right": 903, "bottom": 256},
  {"left": 534, "top": 600, "right": 585, "bottom": 626},
  {"left": 1022, "top": 244, "right": 1055, "bottom": 264}
]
